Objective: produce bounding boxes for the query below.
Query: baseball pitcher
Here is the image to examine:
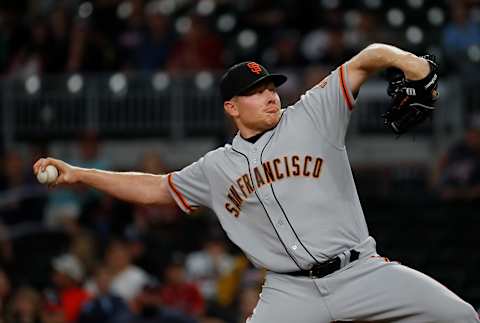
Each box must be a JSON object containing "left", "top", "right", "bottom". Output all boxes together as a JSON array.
[{"left": 34, "top": 43, "right": 479, "bottom": 323}]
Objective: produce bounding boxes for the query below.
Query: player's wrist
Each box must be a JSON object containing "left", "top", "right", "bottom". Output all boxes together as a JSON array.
[
  {"left": 69, "top": 166, "right": 85, "bottom": 184},
  {"left": 402, "top": 56, "right": 430, "bottom": 81}
]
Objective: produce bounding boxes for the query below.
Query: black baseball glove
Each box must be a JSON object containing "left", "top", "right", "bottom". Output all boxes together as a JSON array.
[{"left": 382, "top": 55, "right": 439, "bottom": 135}]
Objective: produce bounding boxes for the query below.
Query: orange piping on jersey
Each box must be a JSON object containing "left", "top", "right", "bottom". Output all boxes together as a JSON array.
[
  {"left": 339, "top": 64, "right": 354, "bottom": 111},
  {"left": 167, "top": 173, "right": 194, "bottom": 213}
]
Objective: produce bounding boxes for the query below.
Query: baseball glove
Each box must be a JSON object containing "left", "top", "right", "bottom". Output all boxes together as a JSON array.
[{"left": 382, "top": 55, "right": 439, "bottom": 135}]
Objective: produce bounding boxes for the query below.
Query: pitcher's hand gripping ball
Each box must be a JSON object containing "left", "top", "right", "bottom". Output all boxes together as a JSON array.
[{"left": 37, "top": 165, "right": 59, "bottom": 184}]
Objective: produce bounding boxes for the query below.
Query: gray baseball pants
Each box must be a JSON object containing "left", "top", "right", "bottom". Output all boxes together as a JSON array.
[{"left": 248, "top": 246, "right": 478, "bottom": 322}]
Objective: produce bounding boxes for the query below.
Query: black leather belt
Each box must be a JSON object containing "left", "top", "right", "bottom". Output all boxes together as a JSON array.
[{"left": 285, "top": 250, "right": 360, "bottom": 279}]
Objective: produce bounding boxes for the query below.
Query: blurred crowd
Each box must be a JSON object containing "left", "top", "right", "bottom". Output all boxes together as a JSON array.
[
  {"left": 0, "top": 0, "right": 480, "bottom": 322},
  {"left": 0, "top": 0, "right": 479, "bottom": 79},
  {"left": 0, "top": 132, "right": 267, "bottom": 323}
]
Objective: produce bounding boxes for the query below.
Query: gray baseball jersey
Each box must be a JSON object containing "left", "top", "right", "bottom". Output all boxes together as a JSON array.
[
  {"left": 167, "top": 64, "right": 368, "bottom": 272},
  {"left": 166, "top": 63, "right": 479, "bottom": 323}
]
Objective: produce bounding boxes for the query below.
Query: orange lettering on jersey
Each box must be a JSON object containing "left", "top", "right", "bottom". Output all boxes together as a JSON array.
[
  {"left": 254, "top": 167, "right": 266, "bottom": 187},
  {"left": 225, "top": 203, "right": 240, "bottom": 217},
  {"left": 313, "top": 158, "right": 323, "bottom": 178},
  {"left": 224, "top": 155, "right": 324, "bottom": 217},
  {"left": 246, "top": 62, "right": 263, "bottom": 75},
  {"left": 262, "top": 161, "right": 275, "bottom": 183},
  {"left": 236, "top": 178, "right": 248, "bottom": 198},
  {"left": 227, "top": 186, "right": 243, "bottom": 209},
  {"left": 284, "top": 156, "right": 291, "bottom": 177},
  {"left": 273, "top": 158, "right": 284, "bottom": 180},
  {"left": 303, "top": 156, "right": 312, "bottom": 177},
  {"left": 292, "top": 155, "right": 300, "bottom": 176},
  {"left": 242, "top": 174, "right": 255, "bottom": 194}
]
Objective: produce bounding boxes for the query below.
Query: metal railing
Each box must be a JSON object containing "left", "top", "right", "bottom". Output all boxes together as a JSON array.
[
  {"left": 1, "top": 73, "right": 226, "bottom": 145},
  {"left": 0, "top": 71, "right": 472, "bottom": 151}
]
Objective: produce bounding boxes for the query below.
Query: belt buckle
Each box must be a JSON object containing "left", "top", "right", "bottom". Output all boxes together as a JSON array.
[
  {"left": 309, "top": 258, "right": 338, "bottom": 279},
  {"left": 308, "top": 268, "right": 319, "bottom": 279},
  {"left": 308, "top": 262, "right": 327, "bottom": 279}
]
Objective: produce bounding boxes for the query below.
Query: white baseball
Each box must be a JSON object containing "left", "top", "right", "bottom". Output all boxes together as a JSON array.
[
  {"left": 37, "top": 170, "right": 48, "bottom": 184},
  {"left": 45, "top": 165, "right": 59, "bottom": 184}
]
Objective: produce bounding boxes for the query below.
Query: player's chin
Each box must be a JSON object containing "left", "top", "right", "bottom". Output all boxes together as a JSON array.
[{"left": 264, "top": 113, "right": 280, "bottom": 127}]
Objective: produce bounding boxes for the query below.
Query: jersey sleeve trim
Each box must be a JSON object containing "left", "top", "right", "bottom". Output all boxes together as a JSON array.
[
  {"left": 339, "top": 64, "right": 354, "bottom": 111},
  {"left": 167, "top": 173, "right": 195, "bottom": 214}
]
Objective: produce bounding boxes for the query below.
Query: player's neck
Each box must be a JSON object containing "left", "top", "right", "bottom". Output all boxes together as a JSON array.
[
  {"left": 237, "top": 119, "right": 280, "bottom": 140},
  {"left": 238, "top": 124, "right": 270, "bottom": 141},
  {"left": 239, "top": 128, "right": 261, "bottom": 140},
  {"left": 241, "top": 131, "right": 266, "bottom": 143}
]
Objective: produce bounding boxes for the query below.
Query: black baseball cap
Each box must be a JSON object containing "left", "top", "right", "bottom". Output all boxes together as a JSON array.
[{"left": 220, "top": 61, "right": 287, "bottom": 102}]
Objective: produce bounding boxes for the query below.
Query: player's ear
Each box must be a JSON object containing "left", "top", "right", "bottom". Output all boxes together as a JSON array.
[{"left": 224, "top": 100, "right": 239, "bottom": 118}]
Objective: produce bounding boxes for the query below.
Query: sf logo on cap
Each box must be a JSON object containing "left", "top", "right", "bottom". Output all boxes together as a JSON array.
[{"left": 247, "top": 62, "right": 262, "bottom": 75}]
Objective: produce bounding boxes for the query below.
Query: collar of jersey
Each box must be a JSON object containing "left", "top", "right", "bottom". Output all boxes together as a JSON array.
[{"left": 241, "top": 129, "right": 270, "bottom": 143}]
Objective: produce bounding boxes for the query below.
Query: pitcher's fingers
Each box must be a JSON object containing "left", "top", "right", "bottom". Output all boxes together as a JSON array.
[
  {"left": 33, "top": 159, "right": 41, "bottom": 172},
  {"left": 40, "top": 158, "right": 52, "bottom": 171},
  {"left": 45, "top": 157, "right": 60, "bottom": 170},
  {"left": 33, "top": 158, "right": 45, "bottom": 174}
]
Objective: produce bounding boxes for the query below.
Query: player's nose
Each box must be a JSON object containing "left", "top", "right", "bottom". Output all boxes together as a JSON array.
[{"left": 263, "top": 88, "right": 276, "bottom": 100}]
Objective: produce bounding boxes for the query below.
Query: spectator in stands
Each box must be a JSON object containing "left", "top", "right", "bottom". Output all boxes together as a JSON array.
[
  {"left": 46, "top": 254, "right": 90, "bottom": 323},
  {"left": 443, "top": 0, "right": 480, "bottom": 70},
  {"left": 45, "top": 130, "right": 111, "bottom": 231},
  {"left": 0, "top": 6, "right": 29, "bottom": 74},
  {"left": 117, "top": 0, "right": 147, "bottom": 70},
  {"left": 216, "top": 255, "right": 264, "bottom": 310},
  {"left": 442, "top": 0, "right": 480, "bottom": 114},
  {"left": 126, "top": 152, "right": 184, "bottom": 277},
  {"left": 7, "top": 18, "right": 50, "bottom": 78},
  {"left": 133, "top": 152, "right": 179, "bottom": 231},
  {"left": 97, "top": 239, "right": 151, "bottom": 304},
  {"left": 157, "top": 254, "right": 205, "bottom": 319},
  {"left": 69, "top": 228, "right": 97, "bottom": 278},
  {"left": 0, "top": 150, "right": 46, "bottom": 226},
  {"left": 432, "top": 126, "right": 480, "bottom": 201},
  {"left": 44, "top": 6, "right": 71, "bottom": 74},
  {"left": 72, "top": 130, "right": 112, "bottom": 214},
  {"left": 185, "top": 232, "right": 234, "bottom": 305},
  {"left": 167, "top": 15, "right": 224, "bottom": 72},
  {"left": 5, "top": 286, "right": 42, "bottom": 323},
  {"left": 130, "top": 8, "right": 174, "bottom": 71},
  {"left": 344, "top": 11, "right": 389, "bottom": 54},
  {"left": 267, "top": 29, "right": 305, "bottom": 68},
  {"left": 65, "top": 18, "right": 87, "bottom": 73},
  {"left": 78, "top": 266, "right": 132, "bottom": 323},
  {"left": 130, "top": 286, "right": 198, "bottom": 323},
  {"left": 123, "top": 228, "right": 147, "bottom": 269}
]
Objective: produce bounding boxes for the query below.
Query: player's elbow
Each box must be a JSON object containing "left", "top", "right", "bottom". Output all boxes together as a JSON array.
[
  {"left": 359, "top": 43, "right": 392, "bottom": 67},
  {"left": 141, "top": 174, "right": 174, "bottom": 206},
  {"left": 125, "top": 174, "right": 170, "bottom": 206},
  {"left": 358, "top": 43, "right": 409, "bottom": 69}
]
